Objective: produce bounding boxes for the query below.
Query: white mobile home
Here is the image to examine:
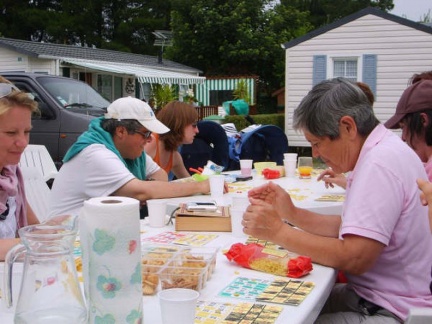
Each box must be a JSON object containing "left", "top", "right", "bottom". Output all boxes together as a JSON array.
[
  {"left": 0, "top": 37, "right": 205, "bottom": 102},
  {"left": 283, "top": 7, "right": 432, "bottom": 147}
]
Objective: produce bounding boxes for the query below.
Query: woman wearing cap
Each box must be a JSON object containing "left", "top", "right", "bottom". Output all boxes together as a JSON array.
[
  {"left": 0, "top": 76, "right": 40, "bottom": 260},
  {"left": 385, "top": 79, "right": 432, "bottom": 181},
  {"left": 49, "top": 97, "right": 213, "bottom": 219},
  {"left": 145, "top": 101, "right": 199, "bottom": 179},
  {"left": 386, "top": 73, "right": 432, "bottom": 232}
]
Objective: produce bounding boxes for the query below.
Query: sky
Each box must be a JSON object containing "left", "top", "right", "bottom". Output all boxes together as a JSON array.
[{"left": 390, "top": 0, "right": 432, "bottom": 21}]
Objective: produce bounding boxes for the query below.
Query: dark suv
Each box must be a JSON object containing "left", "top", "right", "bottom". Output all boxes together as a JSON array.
[{"left": 1, "top": 72, "right": 110, "bottom": 166}]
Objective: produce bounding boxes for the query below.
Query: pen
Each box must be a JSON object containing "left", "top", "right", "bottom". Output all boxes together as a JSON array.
[{"left": 189, "top": 167, "right": 202, "bottom": 174}]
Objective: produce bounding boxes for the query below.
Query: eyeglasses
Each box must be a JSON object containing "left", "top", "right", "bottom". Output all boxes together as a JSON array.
[
  {"left": 133, "top": 129, "right": 152, "bottom": 139},
  {"left": 0, "top": 83, "right": 20, "bottom": 100}
]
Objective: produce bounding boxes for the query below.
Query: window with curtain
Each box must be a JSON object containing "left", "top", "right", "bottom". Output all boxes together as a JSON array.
[
  {"left": 97, "top": 74, "right": 112, "bottom": 102},
  {"left": 333, "top": 59, "right": 358, "bottom": 81},
  {"left": 313, "top": 54, "right": 376, "bottom": 96}
]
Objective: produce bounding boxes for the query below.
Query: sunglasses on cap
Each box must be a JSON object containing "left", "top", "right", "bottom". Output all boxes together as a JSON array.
[{"left": 0, "top": 83, "right": 20, "bottom": 99}]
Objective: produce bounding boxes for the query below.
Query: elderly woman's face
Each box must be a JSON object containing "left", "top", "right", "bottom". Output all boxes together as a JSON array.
[
  {"left": 0, "top": 105, "right": 32, "bottom": 168},
  {"left": 304, "top": 129, "right": 354, "bottom": 174}
]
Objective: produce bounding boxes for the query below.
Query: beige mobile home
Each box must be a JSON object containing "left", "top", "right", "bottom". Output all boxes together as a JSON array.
[{"left": 282, "top": 7, "right": 432, "bottom": 147}]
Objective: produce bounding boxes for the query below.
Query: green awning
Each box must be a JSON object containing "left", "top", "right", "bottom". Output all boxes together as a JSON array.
[{"left": 61, "top": 59, "right": 205, "bottom": 85}]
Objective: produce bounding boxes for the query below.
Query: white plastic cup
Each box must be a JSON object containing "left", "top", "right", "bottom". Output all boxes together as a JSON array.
[
  {"left": 147, "top": 199, "right": 167, "bottom": 227},
  {"left": 158, "top": 288, "right": 199, "bottom": 324},
  {"left": 284, "top": 153, "right": 298, "bottom": 161},
  {"left": 239, "top": 159, "right": 253, "bottom": 176},
  {"left": 209, "top": 175, "right": 225, "bottom": 205},
  {"left": 230, "top": 195, "right": 249, "bottom": 211},
  {"left": 230, "top": 208, "right": 247, "bottom": 238},
  {"left": 284, "top": 159, "right": 297, "bottom": 178}
]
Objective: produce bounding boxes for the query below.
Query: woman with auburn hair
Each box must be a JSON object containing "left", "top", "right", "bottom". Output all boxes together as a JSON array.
[
  {"left": 145, "top": 100, "right": 199, "bottom": 179},
  {"left": 0, "top": 76, "right": 40, "bottom": 260}
]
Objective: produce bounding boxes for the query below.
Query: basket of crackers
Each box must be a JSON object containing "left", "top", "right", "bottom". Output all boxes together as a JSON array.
[{"left": 141, "top": 244, "right": 218, "bottom": 295}]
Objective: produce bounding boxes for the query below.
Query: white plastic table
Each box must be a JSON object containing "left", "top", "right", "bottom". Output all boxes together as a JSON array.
[
  {"left": 0, "top": 173, "right": 343, "bottom": 324},
  {"left": 139, "top": 222, "right": 337, "bottom": 324},
  {"left": 141, "top": 172, "right": 343, "bottom": 323},
  {"left": 165, "top": 171, "right": 345, "bottom": 215}
]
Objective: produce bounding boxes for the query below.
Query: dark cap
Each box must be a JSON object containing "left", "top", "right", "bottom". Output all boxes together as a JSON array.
[{"left": 385, "top": 80, "right": 432, "bottom": 129}]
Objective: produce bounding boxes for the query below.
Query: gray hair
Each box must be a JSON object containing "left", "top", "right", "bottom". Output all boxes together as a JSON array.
[
  {"left": 293, "top": 78, "right": 379, "bottom": 139},
  {"left": 101, "top": 118, "right": 142, "bottom": 135}
]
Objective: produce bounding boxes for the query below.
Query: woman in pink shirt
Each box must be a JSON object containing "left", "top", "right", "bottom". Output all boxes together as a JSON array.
[{"left": 244, "top": 78, "right": 432, "bottom": 323}]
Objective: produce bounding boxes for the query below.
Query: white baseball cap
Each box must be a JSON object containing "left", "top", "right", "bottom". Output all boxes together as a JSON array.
[{"left": 105, "top": 96, "right": 170, "bottom": 134}]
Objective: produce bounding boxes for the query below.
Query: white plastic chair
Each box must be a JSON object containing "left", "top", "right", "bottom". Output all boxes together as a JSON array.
[
  {"left": 19, "top": 145, "right": 58, "bottom": 182},
  {"left": 405, "top": 308, "right": 432, "bottom": 324},
  {"left": 20, "top": 165, "right": 51, "bottom": 222}
]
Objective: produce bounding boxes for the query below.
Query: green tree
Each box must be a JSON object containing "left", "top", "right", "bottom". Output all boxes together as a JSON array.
[
  {"left": 167, "top": 0, "right": 312, "bottom": 92},
  {"left": 0, "top": 0, "right": 170, "bottom": 54},
  {"left": 0, "top": 0, "right": 61, "bottom": 41},
  {"left": 420, "top": 9, "right": 432, "bottom": 23},
  {"left": 233, "top": 80, "right": 251, "bottom": 104},
  {"left": 0, "top": 0, "right": 396, "bottom": 101},
  {"left": 151, "top": 84, "right": 177, "bottom": 111},
  {"left": 280, "top": 0, "right": 394, "bottom": 28}
]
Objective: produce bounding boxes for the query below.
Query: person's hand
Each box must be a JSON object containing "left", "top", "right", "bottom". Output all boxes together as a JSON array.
[
  {"left": 317, "top": 169, "right": 347, "bottom": 189},
  {"left": 43, "top": 214, "right": 76, "bottom": 227},
  {"left": 417, "top": 178, "right": 432, "bottom": 233},
  {"left": 242, "top": 197, "right": 285, "bottom": 241},
  {"left": 247, "top": 182, "right": 294, "bottom": 217},
  {"left": 223, "top": 181, "right": 229, "bottom": 193},
  {"left": 417, "top": 178, "right": 432, "bottom": 206},
  {"left": 248, "top": 181, "right": 280, "bottom": 203}
]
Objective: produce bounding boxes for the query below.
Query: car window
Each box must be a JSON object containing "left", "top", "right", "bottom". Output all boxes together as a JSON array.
[{"left": 13, "top": 82, "right": 53, "bottom": 120}]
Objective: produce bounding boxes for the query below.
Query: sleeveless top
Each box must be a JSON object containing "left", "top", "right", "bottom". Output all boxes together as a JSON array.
[{"left": 153, "top": 134, "right": 174, "bottom": 174}]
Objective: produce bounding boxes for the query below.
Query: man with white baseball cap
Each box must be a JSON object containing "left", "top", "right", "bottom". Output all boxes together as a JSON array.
[
  {"left": 105, "top": 96, "right": 170, "bottom": 134},
  {"left": 49, "top": 97, "right": 211, "bottom": 218}
]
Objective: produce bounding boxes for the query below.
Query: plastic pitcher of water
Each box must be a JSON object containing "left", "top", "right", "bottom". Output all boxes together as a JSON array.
[{"left": 3, "top": 219, "right": 87, "bottom": 323}]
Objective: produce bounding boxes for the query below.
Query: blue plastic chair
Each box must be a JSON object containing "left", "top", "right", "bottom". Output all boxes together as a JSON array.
[
  {"left": 228, "top": 125, "right": 290, "bottom": 170},
  {"left": 180, "top": 121, "right": 230, "bottom": 174}
]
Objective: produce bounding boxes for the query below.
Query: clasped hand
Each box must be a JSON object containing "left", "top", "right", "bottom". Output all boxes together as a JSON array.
[{"left": 242, "top": 182, "right": 294, "bottom": 240}]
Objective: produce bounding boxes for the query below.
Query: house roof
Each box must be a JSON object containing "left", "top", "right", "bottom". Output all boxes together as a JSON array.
[
  {"left": 282, "top": 7, "right": 432, "bottom": 49},
  {"left": 0, "top": 37, "right": 201, "bottom": 74}
]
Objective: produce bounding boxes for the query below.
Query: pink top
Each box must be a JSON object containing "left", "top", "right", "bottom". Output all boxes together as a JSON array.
[
  {"left": 342, "top": 124, "right": 432, "bottom": 320},
  {"left": 424, "top": 157, "right": 432, "bottom": 181},
  {"left": 0, "top": 165, "right": 27, "bottom": 237}
]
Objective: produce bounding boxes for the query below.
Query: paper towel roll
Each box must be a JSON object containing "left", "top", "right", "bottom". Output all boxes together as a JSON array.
[{"left": 79, "top": 196, "right": 142, "bottom": 323}]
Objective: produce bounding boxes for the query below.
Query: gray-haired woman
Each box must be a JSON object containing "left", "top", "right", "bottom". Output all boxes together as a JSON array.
[{"left": 243, "top": 78, "right": 432, "bottom": 323}]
